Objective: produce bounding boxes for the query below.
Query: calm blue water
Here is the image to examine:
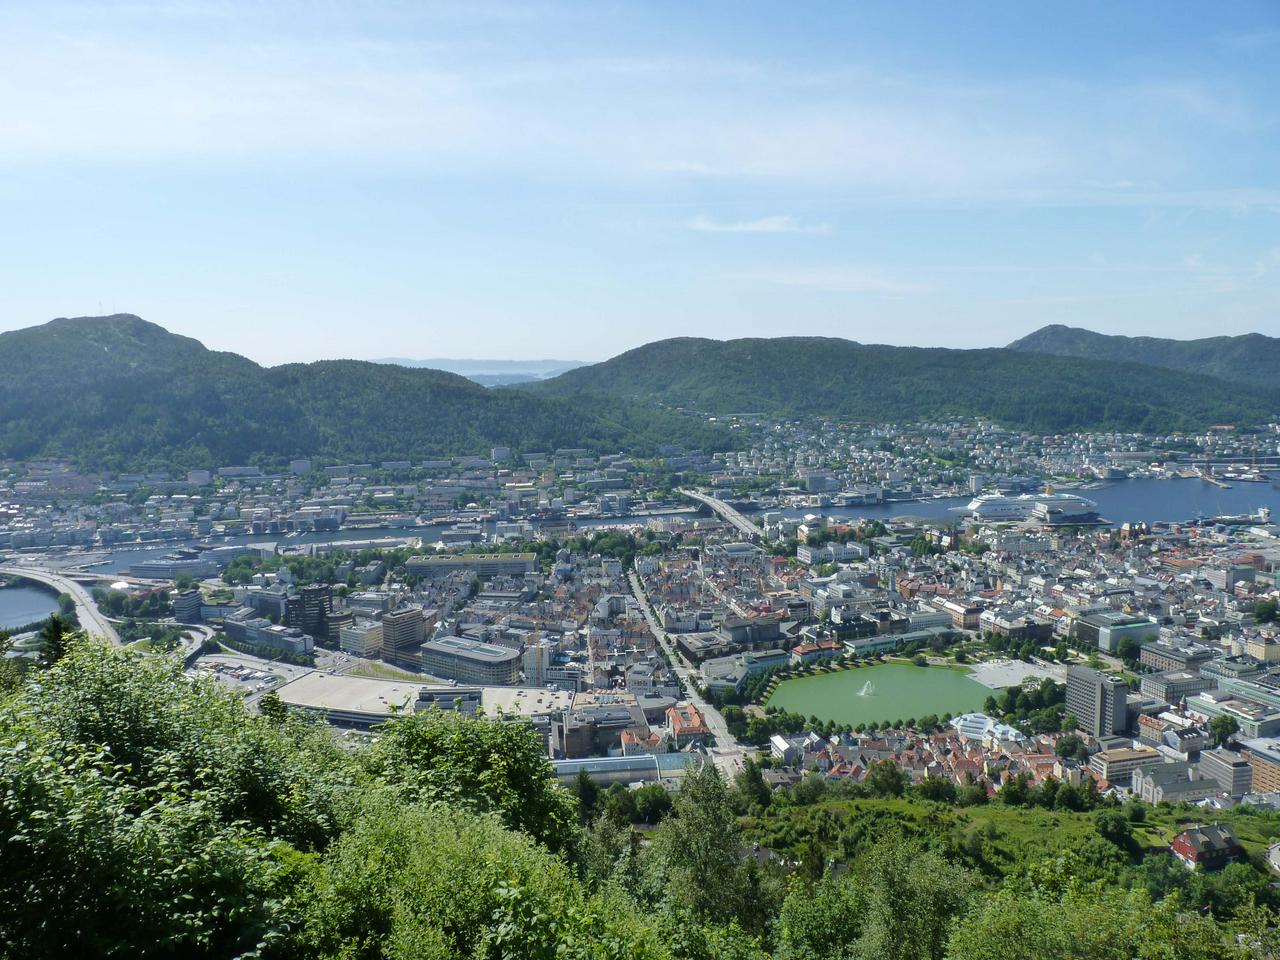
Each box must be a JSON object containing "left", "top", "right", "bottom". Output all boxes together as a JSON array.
[
  {"left": 755, "top": 477, "right": 1280, "bottom": 526},
  {"left": 0, "top": 584, "right": 59, "bottom": 630}
]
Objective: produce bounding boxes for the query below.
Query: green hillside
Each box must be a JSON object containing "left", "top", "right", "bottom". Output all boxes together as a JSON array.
[
  {"left": 4, "top": 636, "right": 1280, "bottom": 958},
  {"left": 1008, "top": 324, "right": 1280, "bottom": 385},
  {"left": 0, "top": 315, "right": 726, "bottom": 469},
  {"left": 526, "top": 335, "right": 1277, "bottom": 432},
  {"left": 5, "top": 317, "right": 1275, "bottom": 472}
]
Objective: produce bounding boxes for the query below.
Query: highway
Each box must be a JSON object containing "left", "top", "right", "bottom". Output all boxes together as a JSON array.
[
  {"left": 680, "top": 488, "right": 765, "bottom": 541},
  {"left": 164, "top": 621, "right": 217, "bottom": 662},
  {"left": 0, "top": 565, "right": 121, "bottom": 645},
  {"left": 629, "top": 570, "right": 750, "bottom": 776}
]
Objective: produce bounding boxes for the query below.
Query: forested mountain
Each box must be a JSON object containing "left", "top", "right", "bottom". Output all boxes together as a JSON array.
[
  {"left": 0, "top": 315, "right": 724, "bottom": 469},
  {"left": 526, "top": 336, "right": 1277, "bottom": 433},
  {"left": 1008, "top": 325, "right": 1280, "bottom": 385},
  {"left": 4, "top": 317, "right": 1277, "bottom": 472}
]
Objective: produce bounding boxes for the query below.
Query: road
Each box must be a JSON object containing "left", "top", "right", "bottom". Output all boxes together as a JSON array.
[
  {"left": 629, "top": 570, "right": 751, "bottom": 776},
  {"left": 161, "top": 620, "right": 217, "bottom": 662},
  {"left": 0, "top": 565, "right": 120, "bottom": 644},
  {"left": 680, "top": 489, "right": 765, "bottom": 541}
]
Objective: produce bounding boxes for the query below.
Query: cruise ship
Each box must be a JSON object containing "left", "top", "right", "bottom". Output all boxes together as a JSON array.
[{"left": 957, "top": 489, "right": 1098, "bottom": 523}]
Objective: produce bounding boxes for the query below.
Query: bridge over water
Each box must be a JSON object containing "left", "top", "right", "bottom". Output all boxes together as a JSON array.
[{"left": 679, "top": 489, "right": 765, "bottom": 541}]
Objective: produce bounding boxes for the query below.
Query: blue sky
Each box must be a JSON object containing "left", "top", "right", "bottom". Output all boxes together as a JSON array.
[{"left": 0, "top": 1, "right": 1276, "bottom": 364}]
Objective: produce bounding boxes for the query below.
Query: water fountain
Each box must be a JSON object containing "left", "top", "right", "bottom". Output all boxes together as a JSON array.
[{"left": 857, "top": 680, "right": 875, "bottom": 697}]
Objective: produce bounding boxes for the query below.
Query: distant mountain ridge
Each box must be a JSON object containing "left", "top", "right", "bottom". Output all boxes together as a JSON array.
[
  {"left": 3, "top": 316, "right": 1277, "bottom": 471},
  {"left": 1007, "top": 325, "right": 1280, "bottom": 385},
  {"left": 525, "top": 335, "right": 1278, "bottom": 433},
  {"left": 0, "top": 315, "right": 722, "bottom": 469}
]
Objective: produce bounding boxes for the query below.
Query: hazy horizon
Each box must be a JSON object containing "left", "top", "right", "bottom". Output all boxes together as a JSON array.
[
  {"left": 18, "top": 312, "right": 1276, "bottom": 369},
  {"left": 1, "top": 1, "right": 1277, "bottom": 365}
]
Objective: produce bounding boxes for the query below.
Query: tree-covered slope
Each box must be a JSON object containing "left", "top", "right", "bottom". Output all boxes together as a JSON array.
[
  {"left": 526, "top": 336, "right": 1277, "bottom": 432},
  {"left": 5, "top": 636, "right": 1280, "bottom": 958},
  {"left": 1008, "top": 324, "right": 1280, "bottom": 386},
  {"left": 0, "top": 315, "right": 725, "bottom": 468}
]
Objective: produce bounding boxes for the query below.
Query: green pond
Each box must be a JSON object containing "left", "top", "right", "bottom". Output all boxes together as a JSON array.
[{"left": 766, "top": 662, "right": 990, "bottom": 726}]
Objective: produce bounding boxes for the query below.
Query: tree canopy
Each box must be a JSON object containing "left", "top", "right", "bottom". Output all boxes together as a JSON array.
[{"left": 2, "top": 635, "right": 1280, "bottom": 958}]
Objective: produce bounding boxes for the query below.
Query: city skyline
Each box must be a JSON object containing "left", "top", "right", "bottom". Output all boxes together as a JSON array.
[{"left": 1, "top": 1, "right": 1277, "bottom": 364}]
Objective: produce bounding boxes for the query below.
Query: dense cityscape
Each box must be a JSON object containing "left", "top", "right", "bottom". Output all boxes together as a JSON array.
[{"left": 4, "top": 418, "right": 1280, "bottom": 793}]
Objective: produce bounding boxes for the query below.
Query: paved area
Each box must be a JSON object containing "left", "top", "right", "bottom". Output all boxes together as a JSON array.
[
  {"left": 967, "top": 657, "right": 1068, "bottom": 690},
  {"left": 194, "top": 658, "right": 290, "bottom": 697},
  {"left": 192, "top": 652, "right": 313, "bottom": 702}
]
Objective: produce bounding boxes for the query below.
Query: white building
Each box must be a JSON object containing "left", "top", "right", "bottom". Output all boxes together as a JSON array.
[
  {"left": 950, "top": 712, "right": 1027, "bottom": 744},
  {"left": 339, "top": 620, "right": 383, "bottom": 657}
]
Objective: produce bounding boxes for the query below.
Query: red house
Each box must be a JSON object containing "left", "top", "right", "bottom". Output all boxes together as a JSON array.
[{"left": 1171, "top": 824, "right": 1244, "bottom": 871}]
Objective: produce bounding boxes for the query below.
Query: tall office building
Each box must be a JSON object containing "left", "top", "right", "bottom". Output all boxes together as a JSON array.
[
  {"left": 381, "top": 606, "right": 427, "bottom": 666},
  {"left": 288, "top": 584, "right": 333, "bottom": 637},
  {"left": 1067, "top": 665, "right": 1129, "bottom": 738},
  {"left": 172, "top": 589, "right": 203, "bottom": 623},
  {"left": 339, "top": 620, "right": 383, "bottom": 658}
]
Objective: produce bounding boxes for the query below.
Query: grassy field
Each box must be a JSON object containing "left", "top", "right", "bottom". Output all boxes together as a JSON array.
[
  {"left": 742, "top": 796, "right": 1280, "bottom": 875},
  {"left": 744, "top": 797, "right": 1094, "bottom": 872},
  {"left": 1141, "top": 805, "right": 1280, "bottom": 858}
]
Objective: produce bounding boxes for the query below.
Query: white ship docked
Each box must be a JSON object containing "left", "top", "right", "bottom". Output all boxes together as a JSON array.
[{"left": 956, "top": 488, "right": 1098, "bottom": 523}]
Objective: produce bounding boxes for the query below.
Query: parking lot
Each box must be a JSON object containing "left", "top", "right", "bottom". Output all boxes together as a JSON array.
[{"left": 191, "top": 653, "right": 311, "bottom": 697}]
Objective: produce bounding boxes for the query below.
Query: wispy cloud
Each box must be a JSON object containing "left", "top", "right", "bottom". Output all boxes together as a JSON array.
[
  {"left": 1136, "top": 81, "right": 1268, "bottom": 134},
  {"left": 1177, "top": 248, "right": 1280, "bottom": 293},
  {"left": 758, "top": 267, "right": 926, "bottom": 295},
  {"left": 686, "top": 215, "right": 831, "bottom": 235},
  {"left": 0, "top": 0, "right": 1272, "bottom": 218},
  {"left": 1254, "top": 247, "right": 1280, "bottom": 278},
  {"left": 1214, "top": 28, "right": 1280, "bottom": 51}
]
